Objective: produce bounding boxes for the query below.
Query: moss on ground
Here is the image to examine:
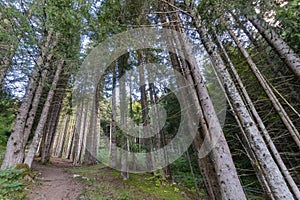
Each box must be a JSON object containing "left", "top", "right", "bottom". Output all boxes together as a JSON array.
[{"left": 69, "top": 164, "right": 201, "bottom": 200}]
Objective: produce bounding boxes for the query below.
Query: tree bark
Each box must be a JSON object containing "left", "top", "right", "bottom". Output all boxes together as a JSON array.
[
  {"left": 193, "top": 14, "right": 294, "bottom": 199},
  {"left": 110, "top": 64, "right": 117, "bottom": 168},
  {"left": 73, "top": 99, "right": 86, "bottom": 165},
  {"left": 1, "top": 30, "right": 54, "bottom": 169},
  {"left": 23, "top": 32, "right": 60, "bottom": 148},
  {"left": 41, "top": 100, "right": 63, "bottom": 163},
  {"left": 138, "top": 52, "right": 154, "bottom": 171},
  {"left": 214, "top": 32, "right": 275, "bottom": 199},
  {"left": 225, "top": 22, "right": 300, "bottom": 149},
  {"left": 165, "top": 5, "right": 246, "bottom": 198},
  {"left": 85, "top": 84, "right": 100, "bottom": 166},
  {"left": 24, "top": 60, "right": 64, "bottom": 167},
  {"left": 224, "top": 23, "right": 300, "bottom": 199},
  {"left": 119, "top": 61, "right": 129, "bottom": 179},
  {"left": 248, "top": 16, "right": 300, "bottom": 79}
]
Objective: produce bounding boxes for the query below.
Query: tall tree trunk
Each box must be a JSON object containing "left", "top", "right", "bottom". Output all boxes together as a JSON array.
[
  {"left": 41, "top": 101, "right": 63, "bottom": 163},
  {"left": 149, "top": 83, "right": 165, "bottom": 177},
  {"left": 119, "top": 60, "right": 129, "bottom": 179},
  {"left": 164, "top": 5, "right": 246, "bottom": 198},
  {"left": 193, "top": 14, "right": 294, "bottom": 199},
  {"left": 248, "top": 16, "right": 300, "bottom": 79},
  {"left": 24, "top": 60, "right": 64, "bottom": 167},
  {"left": 110, "top": 65, "right": 117, "bottom": 168},
  {"left": 85, "top": 84, "right": 100, "bottom": 166},
  {"left": 216, "top": 31, "right": 300, "bottom": 199},
  {"left": 223, "top": 24, "right": 300, "bottom": 199},
  {"left": 73, "top": 99, "right": 87, "bottom": 165},
  {"left": 138, "top": 52, "right": 154, "bottom": 171},
  {"left": 1, "top": 30, "right": 54, "bottom": 169},
  {"left": 54, "top": 115, "right": 70, "bottom": 157},
  {"left": 66, "top": 117, "right": 76, "bottom": 159},
  {"left": 23, "top": 32, "right": 60, "bottom": 148},
  {"left": 214, "top": 32, "right": 275, "bottom": 199},
  {"left": 225, "top": 22, "right": 300, "bottom": 149}
]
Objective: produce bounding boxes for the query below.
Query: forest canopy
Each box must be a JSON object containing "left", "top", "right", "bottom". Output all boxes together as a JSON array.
[{"left": 0, "top": 0, "right": 299, "bottom": 199}]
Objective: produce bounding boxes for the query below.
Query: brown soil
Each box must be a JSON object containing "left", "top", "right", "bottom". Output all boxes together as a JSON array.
[{"left": 26, "top": 158, "right": 84, "bottom": 200}]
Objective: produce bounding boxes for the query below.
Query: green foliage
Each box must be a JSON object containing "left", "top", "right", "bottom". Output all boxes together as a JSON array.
[
  {"left": 275, "top": 0, "right": 300, "bottom": 52},
  {"left": 0, "top": 94, "right": 17, "bottom": 146},
  {"left": 117, "top": 191, "right": 129, "bottom": 200},
  {"left": 159, "top": 91, "right": 181, "bottom": 139},
  {"left": 145, "top": 173, "right": 168, "bottom": 187},
  {"left": 170, "top": 156, "right": 202, "bottom": 191},
  {"left": 0, "top": 169, "right": 25, "bottom": 199}
]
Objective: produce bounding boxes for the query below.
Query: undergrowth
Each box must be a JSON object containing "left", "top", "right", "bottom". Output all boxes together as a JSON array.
[
  {"left": 69, "top": 164, "right": 200, "bottom": 200},
  {"left": 0, "top": 168, "right": 26, "bottom": 199}
]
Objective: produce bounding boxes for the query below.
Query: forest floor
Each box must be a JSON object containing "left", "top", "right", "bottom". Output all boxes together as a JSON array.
[
  {"left": 25, "top": 157, "right": 200, "bottom": 200},
  {"left": 26, "top": 158, "right": 84, "bottom": 200}
]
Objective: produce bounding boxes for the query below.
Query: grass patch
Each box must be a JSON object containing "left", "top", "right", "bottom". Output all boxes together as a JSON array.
[{"left": 70, "top": 164, "right": 200, "bottom": 200}]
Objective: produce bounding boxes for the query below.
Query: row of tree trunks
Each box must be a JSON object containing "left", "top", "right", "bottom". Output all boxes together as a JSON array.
[
  {"left": 222, "top": 21, "right": 300, "bottom": 199},
  {"left": 224, "top": 20, "right": 300, "bottom": 149},
  {"left": 214, "top": 32, "right": 275, "bottom": 199},
  {"left": 24, "top": 60, "right": 64, "bottom": 167},
  {"left": 52, "top": 114, "right": 71, "bottom": 158},
  {"left": 40, "top": 82, "right": 67, "bottom": 163},
  {"left": 192, "top": 10, "right": 294, "bottom": 199},
  {"left": 72, "top": 98, "right": 88, "bottom": 165},
  {"left": 149, "top": 82, "right": 170, "bottom": 178},
  {"left": 248, "top": 16, "right": 300, "bottom": 79},
  {"left": 40, "top": 102, "right": 62, "bottom": 163},
  {"left": 164, "top": 4, "right": 247, "bottom": 198},
  {"left": 1, "top": 29, "right": 56, "bottom": 169},
  {"left": 84, "top": 83, "right": 100, "bottom": 166}
]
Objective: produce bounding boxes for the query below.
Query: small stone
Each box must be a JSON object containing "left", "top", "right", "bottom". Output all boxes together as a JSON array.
[{"left": 73, "top": 174, "right": 81, "bottom": 178}]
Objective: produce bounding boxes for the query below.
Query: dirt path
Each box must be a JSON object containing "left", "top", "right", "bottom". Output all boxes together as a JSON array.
[{"left": 26, "top": 158, "right": 84, "bottom": 200}]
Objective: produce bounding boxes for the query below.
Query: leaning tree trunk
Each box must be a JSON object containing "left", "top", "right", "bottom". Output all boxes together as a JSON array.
[
  {"left": 193, "top": 13, "right": 294, "bottom": 199},
  {"left": 165, "top": 6, "right": 246, "bottom": 199},
  {"left": 214, "top": 31, "right": 275, "bottom": 198},
  {"left": 24, "top": 60, "right": 64, "bottom": 168},
  {"left": 1, "top": 30, "right": 54, "bottom": 169},
  {"left": 215, "top": 31, "right": 300, "bottom": 199},
  {"left": 167, "top": 40, "right": 222, "bottom": 198},
  {"left": 248, "top": 16, "right": 300, "bottom": 79},
  {"left": 23, "top": 32, "right": 60, "bottom": 149},
  {"left": 224, "top": 22, "right": 300, "bottom": 149},
  {"left": 41, "top": 97, "right": 63, "bottom": 163},
  {"left": 223, "top": 24, "right": 300, "bottom": 198}
]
